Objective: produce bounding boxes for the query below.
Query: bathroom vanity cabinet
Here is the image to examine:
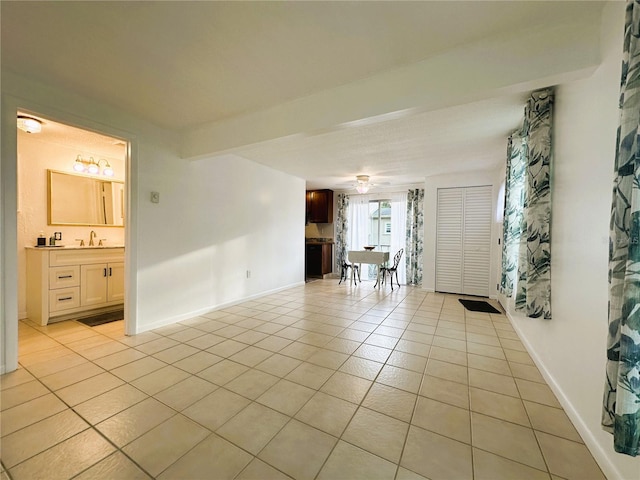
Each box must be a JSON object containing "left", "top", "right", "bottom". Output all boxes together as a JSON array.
[{"left": 26, "top": 246, "right": 125, "bottom": 325}]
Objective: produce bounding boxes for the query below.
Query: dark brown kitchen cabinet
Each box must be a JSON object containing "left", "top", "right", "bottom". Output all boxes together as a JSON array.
[
  {"left": 306, "top": 243, "right": 333, "bottom": 278},
  {"left": 306, "top": 189, "right": 333, "bottom": 223}
]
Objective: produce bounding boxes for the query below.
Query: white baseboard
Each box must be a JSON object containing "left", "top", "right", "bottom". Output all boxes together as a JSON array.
[
  {"left": 504, "top": 309, "right": 623, "bottom": 480},
  {"left": 134, "top": 281, "right": 306, "bottom": 335}
]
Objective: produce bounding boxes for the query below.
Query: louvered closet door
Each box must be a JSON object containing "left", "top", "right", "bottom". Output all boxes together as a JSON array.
[
  {"left": 462, "top": 186, "right": 492, "bottom": 296},
  {"left": 436, "top": 189, "right": 464, "bottom": 293},
  {"left": 436, "top": 186, "right": 492, "bottom": 296}
]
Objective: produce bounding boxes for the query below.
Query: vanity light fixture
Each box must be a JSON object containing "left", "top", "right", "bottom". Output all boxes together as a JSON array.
[
  {"left": 73, "top": 155, "right": 115, "bottom": 176},
  {"left": 17, "top": 115, "right": 42, "bottom": 134},
  {"left": 355, "top": 175, "right": 370, "bottom": 194}
]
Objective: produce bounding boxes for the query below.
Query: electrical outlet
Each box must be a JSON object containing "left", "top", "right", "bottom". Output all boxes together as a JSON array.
[
  {"left": 151, "top": 191, "right": 160, "bottom": 203},
  {"left": 246, "top": 270, "right": 251, "bottom": 279}
]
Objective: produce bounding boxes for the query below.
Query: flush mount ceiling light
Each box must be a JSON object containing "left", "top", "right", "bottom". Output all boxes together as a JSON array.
[
  {"left": 73, "top": 155, "right": 114, "bottom": 177},
  {"left": 355, "top": 175, "right": 370, "bottom": 194},
  {"left": 17, "top": 115, "right": 42, "bottom": 134}
]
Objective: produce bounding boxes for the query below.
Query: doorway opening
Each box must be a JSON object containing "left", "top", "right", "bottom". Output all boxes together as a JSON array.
[{"left": 17, "top": 112, "right": 129, "bottom": 339}]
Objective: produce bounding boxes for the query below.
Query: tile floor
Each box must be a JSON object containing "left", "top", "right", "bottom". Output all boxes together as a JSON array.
[{"left": 0, "top": 280, "right": 606, "bottom": 479}]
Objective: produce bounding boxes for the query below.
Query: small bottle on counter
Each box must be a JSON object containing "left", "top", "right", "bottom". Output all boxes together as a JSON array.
[
  {"left": 37, "top": 232, "right": 46, "bottom": 247},
  {"left": 49, "top": 235, "right": 56, "bottom": 246}
]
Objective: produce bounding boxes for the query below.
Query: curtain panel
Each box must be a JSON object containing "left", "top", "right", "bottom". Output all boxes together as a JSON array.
[
  {"left": 335, "top": 194, "right": 349, "bottom": 272},
  {"left": 500, "top": 134, "right": 526, "bottom": 297},
  {"left": 406, "top": 189, "right": 425, "bottom": 286},
  {"left": 602, "top": 0, "right": 640, "bottom": 457},
  {"left": 499, "top": 88, "right": 553, "bottom": 320}
]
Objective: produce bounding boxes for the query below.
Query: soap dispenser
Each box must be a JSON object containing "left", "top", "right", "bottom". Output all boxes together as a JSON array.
[{"left": 37, "top": 231, "right": 46, "bottom": 247}]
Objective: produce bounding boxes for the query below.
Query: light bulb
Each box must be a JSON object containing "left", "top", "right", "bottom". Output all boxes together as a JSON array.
[{"left": 87, "top": 158, "right": 99, "bottom": 175}]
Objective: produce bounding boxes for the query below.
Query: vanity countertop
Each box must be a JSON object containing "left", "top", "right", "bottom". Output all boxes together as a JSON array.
[{"left": 26, "top": 245, "right": 125, "bottom": 250}]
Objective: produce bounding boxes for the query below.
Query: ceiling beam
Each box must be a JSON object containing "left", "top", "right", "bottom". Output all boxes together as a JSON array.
[{"left": 182, "top": 14, "right": 601, "bottom": 160}]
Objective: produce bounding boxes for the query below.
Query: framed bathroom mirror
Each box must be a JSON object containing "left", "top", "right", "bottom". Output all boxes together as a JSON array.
[{"left": 48, "top": 170, "right": 125, "bottom": 226}]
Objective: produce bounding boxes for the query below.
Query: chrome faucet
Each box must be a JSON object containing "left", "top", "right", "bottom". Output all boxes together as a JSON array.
[{"left": 89, "top": 230, "right": 97, "bottom": 247}]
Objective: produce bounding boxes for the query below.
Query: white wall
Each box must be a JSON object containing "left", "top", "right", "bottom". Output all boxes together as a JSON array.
[
  {"left": 423, "top": 170, "right": 502, "bottom": 297},
  {"left": 499, "top": 3, "right": 638, "bottom": 478},
  {"left": 17, "top": 134, "right": 126, "bottom": 319},
  {"left": 1, "top": 71, "right": 306, "bottom": 373},
  {"left": 136, "top": 152, "right": 305, "bottom": 331}
]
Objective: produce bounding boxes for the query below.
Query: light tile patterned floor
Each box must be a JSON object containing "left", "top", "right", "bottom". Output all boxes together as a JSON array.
[{"left": 0, "top": 280, "right": 606, "bottom": 479}]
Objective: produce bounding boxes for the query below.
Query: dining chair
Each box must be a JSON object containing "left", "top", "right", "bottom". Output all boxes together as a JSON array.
[
  {"left": 338, "top": 262, "right": 360, "bottom": 285},
  {"left": 376, "top": 248, "right": 404, "bottom": 290}
]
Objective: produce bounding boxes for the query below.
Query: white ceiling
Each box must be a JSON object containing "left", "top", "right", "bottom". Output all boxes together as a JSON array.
[{"left": 1, "top": 1, "right": 607, "bottom": 191}]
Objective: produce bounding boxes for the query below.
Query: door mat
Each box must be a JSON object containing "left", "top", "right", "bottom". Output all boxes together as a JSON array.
[
  {"left": 458, "top": 299, "right": 501, "bottom": 314},
  {"left": 77, "top": 310, "right": 124, "bottom": 327}
]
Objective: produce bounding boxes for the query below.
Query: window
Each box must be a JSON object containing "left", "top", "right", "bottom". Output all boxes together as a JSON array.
[{"left": 368, "top": 200, "right": 391, "bottom": 251}]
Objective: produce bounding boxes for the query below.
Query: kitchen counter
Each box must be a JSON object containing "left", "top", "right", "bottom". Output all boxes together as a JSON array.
[
  {"left": 305, "top": 237, "right": 334, "bottom": 244},
  {"left": 26, "top": 245, "right": 125, "bottom": 250}
]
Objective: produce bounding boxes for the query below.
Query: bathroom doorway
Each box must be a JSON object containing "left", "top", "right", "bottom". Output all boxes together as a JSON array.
[{"left": 16, "top": 113, "right": 130, "bottom": 338}]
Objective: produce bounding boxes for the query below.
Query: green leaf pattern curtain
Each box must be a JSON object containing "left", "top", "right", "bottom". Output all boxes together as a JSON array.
[
  {"left": 516, "top": 90, "right": 553, "bottom": 320},
  {"left": 335, "top": 193, "right": 349, "bottom": 272},
  {"left": 602, "top": 0, "right": 640, "bottom": 457},
  {"left": 406, "top": 189, "right": 424, "bottom": 286},
  {"left": 500, "top": 133, "right": 526, "bottom": 297},
  {"left": 499, "top": 88, "right": 553, "bottom": 320}
]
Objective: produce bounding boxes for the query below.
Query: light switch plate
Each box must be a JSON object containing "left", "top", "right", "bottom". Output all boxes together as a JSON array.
[{"left": 151, "top": 191, "right": 160, "bottom": 203}]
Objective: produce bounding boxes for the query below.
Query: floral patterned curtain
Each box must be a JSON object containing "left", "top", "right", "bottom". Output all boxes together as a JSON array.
[
  {"left": 500, "top": 133, "right": 526, "bottom": 297},
  {"left": 406, "top": 189, "right": 424, "bottom": 285},
  {"left": 335, "top": 193, "right": 349, "bottom": 272},
  {"left": 499, "top": 88, "right": 553, "bottom": 320},
  {"left": 602, "top": 0, "right": 640, "bottom": 457},
  {"left": 515, "top": 89, "right": 553, "bottom": 320}
]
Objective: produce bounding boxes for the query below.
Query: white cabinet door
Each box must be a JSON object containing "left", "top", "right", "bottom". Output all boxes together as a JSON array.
[
  {"left": 80, "top": 263, "right": 108, "bottom": 306},
  {"left": 436, "top": 186, "right": 492, "bottom": 296},
  {"left": 107, "top": 262, "right": 125, "bottom": 303}
]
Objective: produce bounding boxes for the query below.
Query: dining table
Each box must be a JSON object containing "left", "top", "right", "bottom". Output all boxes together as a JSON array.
[{"left": 347, "top": 250, "right": 390, "bottom": 288}]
